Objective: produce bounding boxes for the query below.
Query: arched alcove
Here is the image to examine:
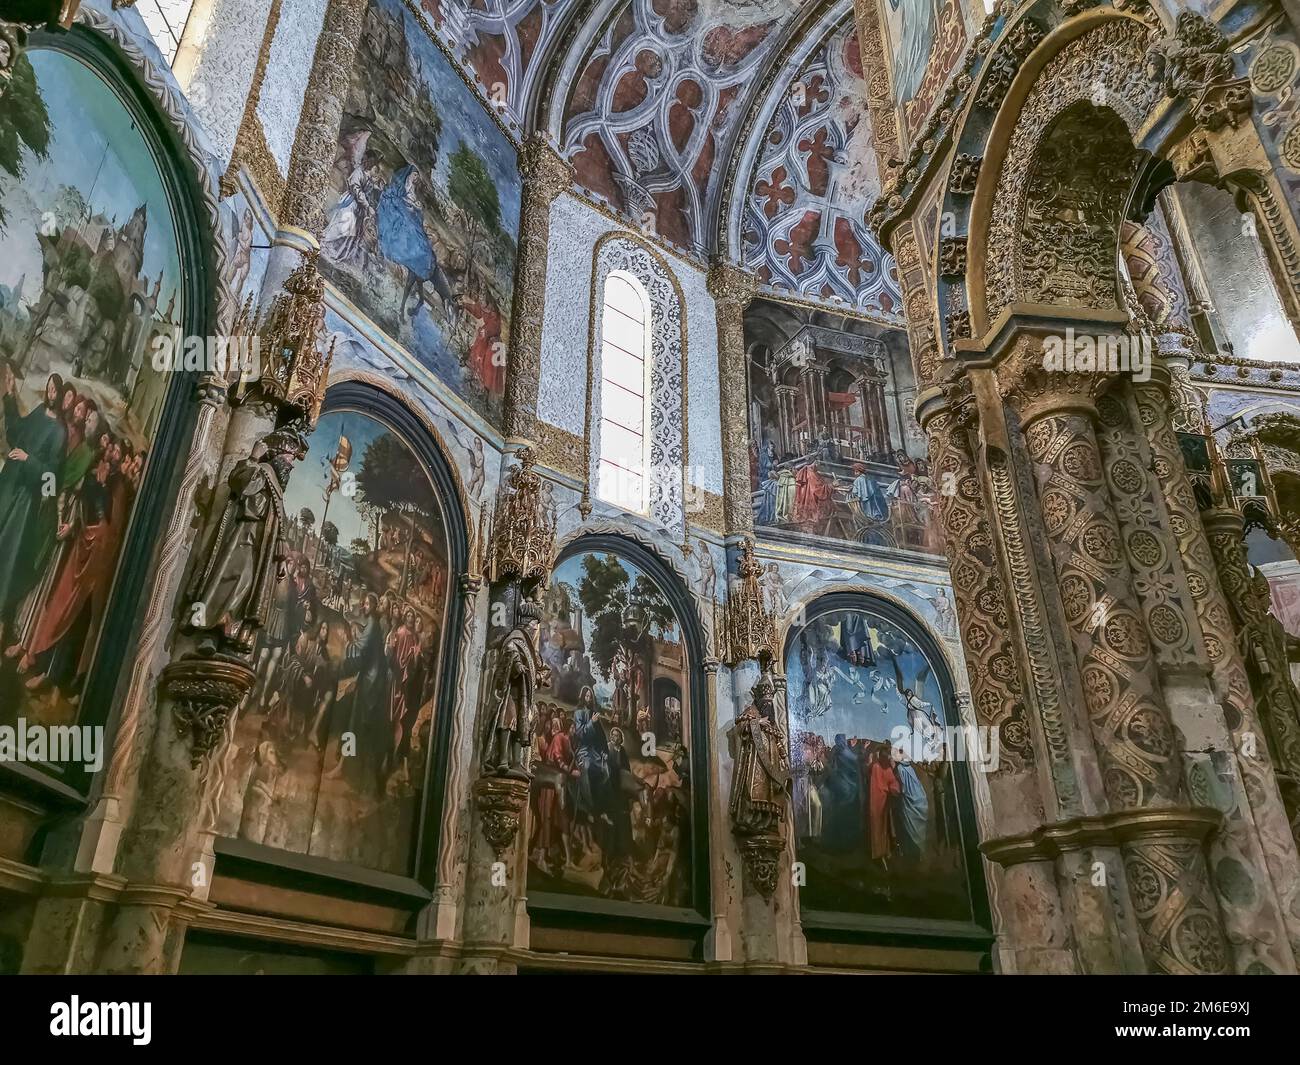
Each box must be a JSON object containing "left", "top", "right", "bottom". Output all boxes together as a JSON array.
[
  {"left": 529, "top": 533, "right": 710, "bottom": 923},
  {"left": 782, "top": 591, "right": 990, "bottom": 937},
  {"left": 212, "top": 381, "right": 469, "bottom": 884}
]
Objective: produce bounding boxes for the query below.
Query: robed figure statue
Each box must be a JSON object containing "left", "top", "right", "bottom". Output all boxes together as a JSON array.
[
  {"left": 729, "top": 673, "right": 792, "bottom": 838},
  {"left": 481, "top": 591, "right": 550, "bottom": 779},
  {"left": 187, "top": 427, "right": 308, "bottom": 657}
]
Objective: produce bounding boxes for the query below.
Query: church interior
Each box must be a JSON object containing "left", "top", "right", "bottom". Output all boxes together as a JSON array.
[{"left": 2, "top": 0, "right": 1300, "bottom": 977}]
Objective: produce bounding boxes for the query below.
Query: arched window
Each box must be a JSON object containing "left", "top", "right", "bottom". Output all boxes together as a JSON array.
[{"left": 597, "top": 271, "right": 651, "bottom": 512}]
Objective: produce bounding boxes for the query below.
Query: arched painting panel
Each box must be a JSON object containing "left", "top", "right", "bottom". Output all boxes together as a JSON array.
[
  {"left": 215, "top": 395, "right": 462, "bottom": 877},
  {"left": 530, "top": 539, "right": 705, "bottom": 912},
  {"left": 0, "top": 34, "right": 206, "bottom": 780},
  {"left": 785, "top": 593, "right": 986, "bottom": 929}
]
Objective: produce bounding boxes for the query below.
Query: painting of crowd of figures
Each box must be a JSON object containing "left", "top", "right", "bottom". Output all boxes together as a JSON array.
[
  {"left": 745, "top": 299, "right": 942, "bottom": 554},
  {"left": 214, "top": 409, "right": 453, "bottom": 875},
  {"left": 530, "top": 550, "right": 694, "bottom": 908},
  {"left": 786, "top": 603, "right": 972, "bottom": 922},
  {"left": 317, "top": 0, "right": 521, "bottom": 425},
  {"left": 0, "top": 47, "right": 179, "bottom": 735}
]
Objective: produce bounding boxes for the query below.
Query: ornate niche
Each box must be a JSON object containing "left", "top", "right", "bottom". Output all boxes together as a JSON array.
[
  {"left": 783, "top": 593, "right": 989, "bottom": 936},
  {"left": 0, "top": 27, "right": 211, "bottom": 793},
  {"left": 527, "top": 535, "right": 709, "bottom": 921},
  {"left": 212, "top": 383, "right": 469, "bottom": 882}
]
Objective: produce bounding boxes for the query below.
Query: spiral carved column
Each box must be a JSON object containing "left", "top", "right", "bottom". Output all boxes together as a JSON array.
[{"left": 1001, "top": 345, "right": 1229, "bottom": 975}]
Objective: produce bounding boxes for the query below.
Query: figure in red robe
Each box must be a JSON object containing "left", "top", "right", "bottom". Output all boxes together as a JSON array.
[
  {"left": 868, "top": 747, "right": 901, "bottom": 864},
  {"left": 386, "top": 607, "right": 422, "bottom": 764},
  {"left": 793, "top": 462, "right": 835, "bottom": 526},
  {"left": 461, "top": 292, "right": 504, "bottom": 396}
]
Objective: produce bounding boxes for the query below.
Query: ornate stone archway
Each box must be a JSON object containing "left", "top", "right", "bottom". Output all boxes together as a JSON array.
[{"left": 860, "top": 0, "right": 1300, "bottom": 975}]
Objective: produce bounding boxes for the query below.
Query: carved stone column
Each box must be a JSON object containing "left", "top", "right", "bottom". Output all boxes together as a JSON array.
[
  {"left": 458, "top": 448, "right": 555, "bottom": 973},
  {"left": 90, "top": 259, "right": 332, "bottom": 973},
  {"left": 1124, "top": 364, "right": 1300, "bottom": 971},
  {"left": 1205, "top": 508, "right": 1300, "bottom": 848},
  {"left": 720, "top": 539, "right": 802, "bottom": 968},
  {"left": 279, "top": 0, "right": 367, "bottom": 235},
  {"left": 707, "top": 263, "right": 757, "bottom": 540},
  {"left": 921, "top": 380, "right": 1106, "bottom": 974},
  {"left": 999, "top": 341, "right": 1230, "bottom": 975},
  {"left": 503, "top": 137, "right": 573, "bottom": 446}
]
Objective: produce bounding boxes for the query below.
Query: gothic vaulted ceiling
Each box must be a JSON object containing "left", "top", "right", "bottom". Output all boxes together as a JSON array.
[{"left": 419, "top": 0, "right": 900, "bottom": 319}]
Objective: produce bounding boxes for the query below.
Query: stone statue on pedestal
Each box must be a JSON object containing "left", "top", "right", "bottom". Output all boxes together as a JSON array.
[
  {"left": 481, "top": 589, "right": 550, "bottom": 780},
  {"left": 729, "top": 672, "right": 791, "bottom": 838},
  {"left": 186, "top": 426, "right": 308, "bottom": 657}
]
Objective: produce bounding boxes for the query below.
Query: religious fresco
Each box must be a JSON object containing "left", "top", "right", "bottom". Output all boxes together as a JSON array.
[
  {"left": 742, "top": 18, "right": 902, "bottom": 315},
  {"left": 0, "top": 47, "right": 180, "bottom": 731},
  {"left": 563, "top": 0, "right": 806, "bottom": 252},
  {"left": 319, "top": 0, "right": 521, "bottom": 425},
  {"left": 530, "top": 549, "right": 693, "bottom": 907},
  {"left": 745, "top": 298, "right": 943, "bottom": 554},
  {"left": 215, "top": 409, "right": 452, "bottom": 875},
  {"left": 880, "top": 0, "right": 968, "bottom": 144},
  {"left": 786, "top": 603, "right": 972, "bottom": 921}
]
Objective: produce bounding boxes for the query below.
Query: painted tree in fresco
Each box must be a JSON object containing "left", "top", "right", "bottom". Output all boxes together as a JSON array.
[
  {"left": 0, "top": 54, "right": 51, "bottom": 228},
  {"left": 447, "top": 144, "right": 499, "bottom": 274},
  {"left": 576, "top": 554, "right": 677, "bottom": 682},
  {"left": 354, "top": 432, "right": 432, "bottom": 596}
]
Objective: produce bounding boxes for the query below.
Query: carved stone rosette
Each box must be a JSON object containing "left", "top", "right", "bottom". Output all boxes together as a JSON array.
[
  {"left": 161, "top": 657, "right": 256, "bottom": 769},
  {"left": 473, "top": 775, "right": 530, "bottom": 858}
]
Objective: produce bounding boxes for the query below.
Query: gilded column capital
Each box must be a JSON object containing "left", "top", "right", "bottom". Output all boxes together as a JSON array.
[
  {"left": 707, "top": 260, "right": 758, "bottom": 312},
  {"left": 518, "top": 135, "right": 573, "bottom": 206}
]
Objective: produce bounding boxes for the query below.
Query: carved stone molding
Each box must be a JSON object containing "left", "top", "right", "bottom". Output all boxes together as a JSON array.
[
  {"left": 738, "top": 834, "right": 782, "bottom": 900},
  {"left": 161, "top": 657, "right": 256, "bottom": 769},
  {"left": 1146, "top": 11, "right": 1251, "bottom": 132},
  {"left": 473, "top": 775, "right": 530, "bottom": 858},
  {"left": 982, "top": 806, "right": 1223, "bottom": 866}
]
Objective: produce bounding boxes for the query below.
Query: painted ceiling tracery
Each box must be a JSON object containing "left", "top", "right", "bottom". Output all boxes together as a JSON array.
[
  {"left": 558, "top": 0, "right": 814, "bottom": 252},
  {"left": 740, "top": 16, "right": 900, "bottom": 315},
  {"left": 418, "top": 0, "right": 583, "bottom": 133},
  {"left": 401, "top": 0, "right": 900, "bottom": 295}
]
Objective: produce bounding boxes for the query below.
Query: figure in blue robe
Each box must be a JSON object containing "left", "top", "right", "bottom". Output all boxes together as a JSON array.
[
  {"left": 378, "top": 165, "right": 435, "bottom": 319},
  {"left": 0, "top": 373, "right": 69, "bottom": 632},
  {"left": 821, "top": 734, "right": 864, "bottom": 852},
  {"left": 893, "top": 758, "right": 929, "bottom": 861}
]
